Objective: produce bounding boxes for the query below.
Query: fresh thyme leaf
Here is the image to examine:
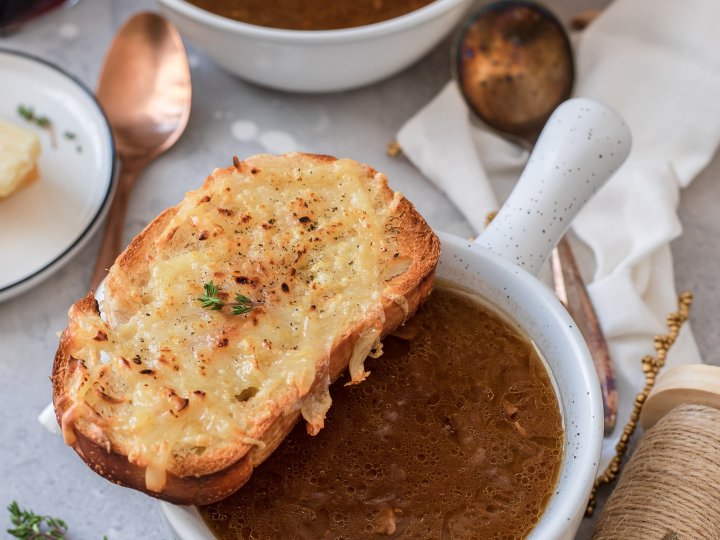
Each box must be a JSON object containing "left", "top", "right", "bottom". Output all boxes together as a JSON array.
[
  {"left": 6, "top": 500, "right": 68, "bottom": 539},
  {"left": 16, "top": 104, "right": 52, "bottom": 129},
  {"left": 198, "top": 282, "right": 256, "bottom": 315},
  {"left": 204, "top": 281, "right": 219, "bottom": 297},
  {"left": 18, "top": 105, "right": 33, "bottom": 121},
  {"left": 231, "top": 293, "right": 254, "bottom": 315},
  {"left": 63, "top": 131, "right": 76, "bottom": 140},
  {"left": 197, "top": 281, "right": 224, "bottom": 310}
]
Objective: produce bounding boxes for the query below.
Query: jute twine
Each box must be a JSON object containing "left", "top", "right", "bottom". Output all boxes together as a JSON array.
[{"left": 592, "top": 403, "right": 720, "bottom": 539}]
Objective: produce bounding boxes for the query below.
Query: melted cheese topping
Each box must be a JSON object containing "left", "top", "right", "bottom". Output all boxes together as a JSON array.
[{"left": 62, "top": 156, "right": 394, "bottom": 489}]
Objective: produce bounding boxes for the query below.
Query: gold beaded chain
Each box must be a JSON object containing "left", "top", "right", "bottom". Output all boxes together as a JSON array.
[{"left": 585, "top": 292, "right": 694, "bottom": 516}]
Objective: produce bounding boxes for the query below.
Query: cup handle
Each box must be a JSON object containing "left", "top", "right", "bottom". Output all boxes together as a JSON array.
[{"left": 475, "top": 97, "right": 631, "bottom": 277}]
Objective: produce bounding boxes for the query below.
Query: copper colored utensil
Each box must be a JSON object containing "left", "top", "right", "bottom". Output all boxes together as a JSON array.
[
  {"left": 89, "top": 11, "right": 191, "bottom": 290},
  {"left": 454, "top": 1, "right": 573, "bottom": 145},
  {"left": 452, "top": 0, "right": 617, "bottom": 433},
  {"left": 552, "top": 242, "right": 617, "bottom": 431}
]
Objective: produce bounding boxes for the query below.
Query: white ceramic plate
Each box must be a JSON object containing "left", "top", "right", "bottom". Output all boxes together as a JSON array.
[{"left": 0, "top": 48, "right": 115, "bottom": 303}]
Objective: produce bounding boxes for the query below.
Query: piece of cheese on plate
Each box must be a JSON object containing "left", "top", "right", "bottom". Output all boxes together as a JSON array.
[{"left": 0, "top": 119, "right": 41, "bottom": 198}]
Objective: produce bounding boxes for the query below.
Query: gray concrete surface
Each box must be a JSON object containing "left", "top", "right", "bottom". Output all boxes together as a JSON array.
[{"left": 1, "top": 0, "right": 716, "bottom": 538}]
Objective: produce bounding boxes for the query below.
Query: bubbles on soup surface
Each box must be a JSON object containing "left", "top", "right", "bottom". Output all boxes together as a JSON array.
[{"left": 201, "top": 286, "right": 563, "bottom": 539}]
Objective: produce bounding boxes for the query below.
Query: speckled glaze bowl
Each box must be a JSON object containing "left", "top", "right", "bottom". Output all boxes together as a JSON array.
[
  {"left": 156, "top": 0, "right": 473, "bottom": 93},
  {"left": 161, "top": 98, "right": 631, "bottom": 539}
]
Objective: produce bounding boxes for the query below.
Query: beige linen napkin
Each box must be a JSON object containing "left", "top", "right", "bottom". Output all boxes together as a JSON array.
[{"left": 397, "top": 0, "right": 720, "bottom": 469}]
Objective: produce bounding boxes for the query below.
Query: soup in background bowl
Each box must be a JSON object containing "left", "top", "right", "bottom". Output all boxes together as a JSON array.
[
  {"left": 157, "top": 0, "right": 473, "bottom": 92},
  {"left": 185, "top": 0, "right": 436, "bottom": 30}
]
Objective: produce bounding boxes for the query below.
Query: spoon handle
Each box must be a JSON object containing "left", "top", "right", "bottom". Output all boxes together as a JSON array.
[
  {"left": 89, "top": 164, "right": 140, "bottom": 291},
  {"left": 553, "top": 237, "right": 617, "bottom": 433}
]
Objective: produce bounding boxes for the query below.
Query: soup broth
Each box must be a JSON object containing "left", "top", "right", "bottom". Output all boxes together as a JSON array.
[
  {"left": 200, "top": 285, "right": 563, "bottom": 539},
  {"left": 186, "top": 0, "right": 436, "bottom": 31}
]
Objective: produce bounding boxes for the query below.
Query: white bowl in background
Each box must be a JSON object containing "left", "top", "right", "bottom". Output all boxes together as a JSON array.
[{"left": 156, "top": 0, "right": 473, "bottom": 93}]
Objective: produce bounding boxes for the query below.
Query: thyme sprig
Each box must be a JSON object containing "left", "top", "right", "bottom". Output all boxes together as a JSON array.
[
  {"left": 198, "top": 281, "right": 256, "bottom": 315},
  {"left": 198, "top": 281, "right": 224, "bottom": 310},
  {"left": 230, "top": 293, "right": 255, "bottom": 315},
  {"left": 17, "top": 104, "right": 60, "bottom": 148},
  {"left": 17, "top": 105, "right": 51, "bottom": 128},
  {"left": 6, "top": 502, "right": 109, "bottom": 540},
  {"left": 6, "top": 501, "right": 67, "bottom": 540}
]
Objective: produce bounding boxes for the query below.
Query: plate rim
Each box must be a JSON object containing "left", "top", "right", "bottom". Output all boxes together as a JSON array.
[{"left": 0, "top": 47, "right": 117, "bottom": 298}]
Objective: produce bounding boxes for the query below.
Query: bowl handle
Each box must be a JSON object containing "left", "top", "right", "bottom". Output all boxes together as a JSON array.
[{"left": 475, "top": 97, "right": 631, "bottom": 277}]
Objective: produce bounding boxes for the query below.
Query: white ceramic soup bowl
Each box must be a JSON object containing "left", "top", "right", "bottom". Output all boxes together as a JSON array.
[
  {"left": 156, "top": 0, "right": 473, "bottom": 93},
  {"left": 161, "top": 98, "right": 631, "bottom": 539}
]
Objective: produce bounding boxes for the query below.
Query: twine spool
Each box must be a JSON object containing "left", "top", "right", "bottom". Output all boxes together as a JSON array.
[{"left": 592, "top": 365, "right": 720, "bottom": 539}]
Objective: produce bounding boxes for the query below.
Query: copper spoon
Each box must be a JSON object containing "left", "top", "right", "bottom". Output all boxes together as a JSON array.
[
  {"left": 452, "top": 1, "right": 617, "bottom": 433},
  {"left": 89, "top": 11, "right": 191, "bottom": 290}
]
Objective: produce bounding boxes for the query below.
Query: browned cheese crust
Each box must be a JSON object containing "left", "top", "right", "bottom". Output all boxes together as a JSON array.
[{"left": 52, "top": 153, "right": 440, "bottom": 505}]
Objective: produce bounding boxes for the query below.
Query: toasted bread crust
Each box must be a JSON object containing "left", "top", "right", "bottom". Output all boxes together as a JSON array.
[{"left": 52, "top": 153, "right": 439, "bottom": 505}]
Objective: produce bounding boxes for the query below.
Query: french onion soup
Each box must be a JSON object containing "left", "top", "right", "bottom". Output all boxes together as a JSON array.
[
  {"left": 185, "top": 0, "right": 436, "bottom": 31},
  {"left": 200, "top": 284, "right": 563, "bottom": 539}
]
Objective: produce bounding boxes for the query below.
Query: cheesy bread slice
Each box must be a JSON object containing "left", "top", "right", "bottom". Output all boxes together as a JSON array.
[{"left": 52, "top": 153, "right": 439, "bottom": 504}]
